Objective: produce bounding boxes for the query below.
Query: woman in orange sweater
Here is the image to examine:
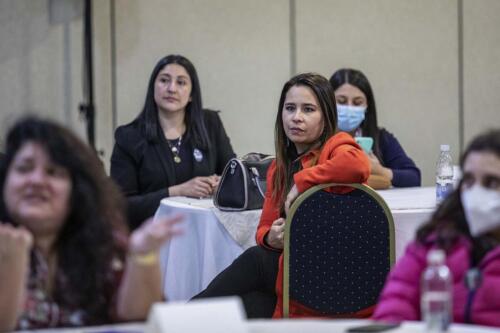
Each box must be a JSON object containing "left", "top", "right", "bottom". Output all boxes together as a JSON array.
[{"left": 193, "top": 73, "right": 370, "bottom": 318}]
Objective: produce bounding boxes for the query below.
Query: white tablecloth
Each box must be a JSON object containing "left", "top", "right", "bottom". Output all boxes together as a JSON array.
[
  {"left": 18, "top": 319, "right": 498, "bottom": 333},
  {"left": 248, "top": 319, "right": 497, "bottom": 333},
  {"left": 377, "top": 186, "right": 436, "bottom": 260},
  {"left": 155, "top": 198, "right": 257, "bottom": 302},
  {"left": 157, "top": 187, "right": 437, "bottom": 301}
]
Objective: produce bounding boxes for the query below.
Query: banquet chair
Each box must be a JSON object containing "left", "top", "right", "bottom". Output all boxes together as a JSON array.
[{"left": 282, "top": 183, "right": 395, "bottom": 318}]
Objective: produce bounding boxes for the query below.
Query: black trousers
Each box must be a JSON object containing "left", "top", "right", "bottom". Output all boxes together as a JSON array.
[{"left": 192, "top": 245, "right": 280, "bottom": 318}]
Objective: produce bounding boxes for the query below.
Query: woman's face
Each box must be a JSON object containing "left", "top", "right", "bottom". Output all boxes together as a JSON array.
[
  {"left": 460, "top": 150, "right": 500, "bottom": 237},
  {"left": 334, "top": 83, "right": 368, "bottom": 107},
  {"left": 461, "top": 151, "right": 500, "bottom": 192},
  {"left": 154, "top": 63, "right": 192, "bottom": 114},
  {"left": 3, "top": 142, "right": 72, "bottom": 236},
  {"left": 282, "top": 85, "right": 324, "bottom": 154}
]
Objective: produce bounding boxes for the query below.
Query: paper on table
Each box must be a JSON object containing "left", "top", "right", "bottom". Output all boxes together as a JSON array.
[{"left": 146, "top": 297, "right": 248, "bottom": 333}]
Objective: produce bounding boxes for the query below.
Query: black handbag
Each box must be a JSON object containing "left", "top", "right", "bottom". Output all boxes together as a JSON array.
[{"left": 214, "top": 153, "right": 275, "bottom": 211}]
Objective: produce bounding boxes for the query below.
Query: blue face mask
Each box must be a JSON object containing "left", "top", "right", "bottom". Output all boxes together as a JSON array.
[{"left": 336, "top": 104, "right": 367, "bottom": 132}]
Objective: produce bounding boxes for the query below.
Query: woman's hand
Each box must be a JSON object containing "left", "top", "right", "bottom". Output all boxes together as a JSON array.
[
  {"left": 265, "top": 218, "right": 285, "bottom": 249},
  {"left": 284, "top": 184, "right": 300, "bottom": 216},
  {"left": 128, "top": 214, "right": 184, "bottom": 255},
  {"left": 368, "top": 152, "right": 393, "bottom": 181},
  {"left": 118, "top": 215, "right": 183, "bottom": 321},
  {"left": 169, "top": 176, "right": 219, "bottom": 198},
  {"left": 209, "top": 174, "right": 221, "bottom": 193},
  {"left": 0, "top": 224, "right": 33, "bottom": 332},
  {"left": 0, "top": 224, "right": 33, "bottom": 261}
]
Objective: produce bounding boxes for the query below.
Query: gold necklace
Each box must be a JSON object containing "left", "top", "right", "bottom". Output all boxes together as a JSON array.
[{"left": 167, "top": 135, "right": 182, "bottom": 163}]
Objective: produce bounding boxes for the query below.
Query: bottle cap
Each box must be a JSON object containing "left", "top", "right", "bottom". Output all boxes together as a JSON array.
[
  {"left": 427, "top": 249, "right": 445, "bottom": 265},
  {"left": 440, "top": 144, "right": 450, "bottom": 152}
]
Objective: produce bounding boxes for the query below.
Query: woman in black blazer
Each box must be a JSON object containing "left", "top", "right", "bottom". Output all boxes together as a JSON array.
[{"left": 111, "top": 55, "right": 235, "bottom": 229}]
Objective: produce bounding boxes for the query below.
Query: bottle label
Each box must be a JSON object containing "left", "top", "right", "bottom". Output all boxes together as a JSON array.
[
  {"left": 421, "top": 291, "right": 451, "bottom": 331},
  {"left": 436, "top": 182, "right": 453, "bottom": 203}
]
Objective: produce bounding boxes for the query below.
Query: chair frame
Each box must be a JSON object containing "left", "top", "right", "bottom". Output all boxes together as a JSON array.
[{"left": 282, "top": 183, "right": 395, "bottom": 318}]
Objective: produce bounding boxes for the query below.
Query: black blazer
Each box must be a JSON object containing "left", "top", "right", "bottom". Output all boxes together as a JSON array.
[{"left": 111, "top": 109, "right": 235, "bottom": 229}]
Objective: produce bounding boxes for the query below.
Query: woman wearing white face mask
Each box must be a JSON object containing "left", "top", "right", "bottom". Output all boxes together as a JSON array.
[
  {"left": 330, "top": 68, "right": 421, "bottom": 188},
  {"left": 373, "top": 129, "right": 500, "bottom": 327}
]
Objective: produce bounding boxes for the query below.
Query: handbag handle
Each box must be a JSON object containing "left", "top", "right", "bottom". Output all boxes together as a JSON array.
[{"left": 249, "top": 167, "right": 266, "bottom": 197}]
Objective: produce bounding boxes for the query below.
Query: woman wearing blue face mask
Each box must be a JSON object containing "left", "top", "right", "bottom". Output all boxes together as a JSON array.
[
  {"left": 373, "top": 129, "right": 500, "bottom": 327},
  {"left": 330, "top": 68, "right": 421, "bottom": 187}
]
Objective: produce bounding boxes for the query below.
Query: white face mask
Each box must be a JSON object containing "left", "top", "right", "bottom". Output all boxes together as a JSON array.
[{"left": 461, "top": 185, "right": 500, "bottom": 237}]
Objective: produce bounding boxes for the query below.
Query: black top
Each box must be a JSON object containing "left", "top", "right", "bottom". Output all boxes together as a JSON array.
[
  {"left": 111, "top": 109, "right": 235, "bottom": 229},
  {"left": 163, "top": 135, "right": 193, "bottom": 184}
]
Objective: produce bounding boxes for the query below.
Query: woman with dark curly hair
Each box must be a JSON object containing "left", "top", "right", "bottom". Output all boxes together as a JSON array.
[{"left": 0, "top": 117, "right": 183, "bottom": 331}]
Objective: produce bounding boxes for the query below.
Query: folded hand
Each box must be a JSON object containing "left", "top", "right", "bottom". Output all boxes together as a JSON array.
[{"left": 0, "top": 224, "right": 33, "bottom": 261}]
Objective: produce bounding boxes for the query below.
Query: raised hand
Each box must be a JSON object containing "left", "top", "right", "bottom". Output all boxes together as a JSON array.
[
  {"left": 0, "top": 224, "right": 33, "bottom": 262},
  {"left": 0, "top": 224, "right": 33, "bottom": 332},
  {"left": 128, "top": 214, "right": 184, "bottom": 256}
]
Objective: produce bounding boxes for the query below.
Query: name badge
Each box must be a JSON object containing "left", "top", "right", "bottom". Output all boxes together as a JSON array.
[{"left": 193, "top": 148, "right": 203, "bottom": 162}]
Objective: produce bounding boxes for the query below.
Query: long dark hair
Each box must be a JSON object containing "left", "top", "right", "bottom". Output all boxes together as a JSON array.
[
  {"left": 416, "top": 129, "right": 500, "bottom": 264},
  {"left": 0, "top": 117, "right": 127, "bottom": 325},
  {"left": 135, "top": 54, "right": 209, "bottom": 149},
  {"left": 273, "top": 73, "right": 338, "bottom": 209},
  {"left": 329, "top": 68, "right": 382, "bottom": 161}
]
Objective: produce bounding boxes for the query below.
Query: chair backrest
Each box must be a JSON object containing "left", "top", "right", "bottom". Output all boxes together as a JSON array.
[{"left": 283, "top": 183, "right": 395, "bottom": 318}]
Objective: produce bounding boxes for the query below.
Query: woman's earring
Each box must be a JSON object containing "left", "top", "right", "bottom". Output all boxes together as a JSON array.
[{"left": 286, "top": 137, "right": 290, "bottom": 147}]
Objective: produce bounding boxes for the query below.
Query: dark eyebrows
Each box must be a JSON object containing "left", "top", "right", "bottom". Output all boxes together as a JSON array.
[
  {"left": 484, "top": 174, "right": 500, "bottom": 183},
  {"left": 157, "top": 73, "right": 190, "bottom": 82},
  {"left": 335, "top": 94, "right": 365, "bottom": 101},
  {"left": 13, "top": 154, "right": 34, "bottom": 163},
  {"left": 284, "top": 102, "right": 317, "bottom": 107}
]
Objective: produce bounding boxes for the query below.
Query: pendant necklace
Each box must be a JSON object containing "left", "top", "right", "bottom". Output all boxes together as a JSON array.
[{"left": 168, "top": 135, "right": 182, "bottom": 164}]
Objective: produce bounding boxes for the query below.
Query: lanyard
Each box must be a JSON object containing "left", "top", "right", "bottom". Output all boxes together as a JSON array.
[{"left": 464, "top": 267, "right": 482, "bottom": 324}]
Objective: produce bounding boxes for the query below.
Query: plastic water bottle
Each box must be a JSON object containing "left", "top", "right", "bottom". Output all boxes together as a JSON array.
[
  {"left": 436, "top": 145, "right": 454, "bottom": 204},
  {"left": 421, "top": 249, "right": 453, "bottom": 332}
]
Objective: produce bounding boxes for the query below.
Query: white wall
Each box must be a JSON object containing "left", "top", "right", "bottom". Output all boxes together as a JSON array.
[
  {"left": 463, "top": 0, "right": 500, "bottom": 145},
  {"left": 113, "top": 0, "right": 291, "bottom": 156},
  {"left": 1, "top": 0, "right": 500, "bottom": 185},
  {"left": 294, "top": 0, "right": 459, "bottom": 185},
  {"left": 0, "top": 0, "right": 86, "bottom": 142}
]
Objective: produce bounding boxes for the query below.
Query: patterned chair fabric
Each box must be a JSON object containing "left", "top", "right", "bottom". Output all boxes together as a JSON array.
[{"left": 283, "top": 183, "right": 395, "bottom": 317}]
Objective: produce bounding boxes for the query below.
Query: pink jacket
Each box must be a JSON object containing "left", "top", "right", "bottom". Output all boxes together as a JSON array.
[{"left": 373, "top": 236, "right": 500, "bottom": 327}]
